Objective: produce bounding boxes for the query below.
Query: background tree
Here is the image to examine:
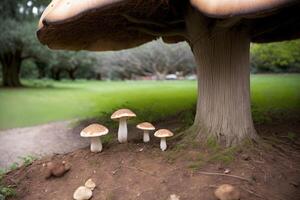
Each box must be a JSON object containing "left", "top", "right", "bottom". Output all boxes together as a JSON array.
[
  {"left": 251, "top": 40, "right": 300, "bottom": 73},
  {"left": 0, "top": 0, "right": 48, "bottom": 87},
  {"left": 109, "top": 40, "right": 195, "bottom": 80},
  {"left": 0, "top": 20, "right": 37, "bottom": 86}
]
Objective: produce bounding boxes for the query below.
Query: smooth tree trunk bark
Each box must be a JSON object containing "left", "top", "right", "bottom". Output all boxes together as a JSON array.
[
  {"left": 185, "top": 7, "right": 258, "bottom": 146},
  {"left": 0, "top": 50, "right": 22, "bottom": 87}
]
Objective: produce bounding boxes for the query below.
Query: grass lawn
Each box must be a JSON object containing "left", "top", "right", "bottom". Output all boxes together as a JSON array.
[{"left": 0, "top": 74, "right": 299, "bottom": 129}]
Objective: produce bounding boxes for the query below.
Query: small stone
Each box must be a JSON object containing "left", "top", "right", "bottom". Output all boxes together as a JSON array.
[
  {"left": 73, "top": 186, "right": 92, "bottom": 200},
  {"left": 168, "top": 194, "right": 180, "bottom": 200},
  {"left": 85, "top": 179, "right": 96, "bottom": 191},
  {"left": 214, "top": 184, "right": 240, "bottom": 200},
  {"left": 44, "top": 161, "right": 71, "bottom": 179},
  {"left": 139, "top": 148, "right": 144, "bottom": 152},
  {"left": 224, "top": 169, "right": 231, "bottom": 174}
]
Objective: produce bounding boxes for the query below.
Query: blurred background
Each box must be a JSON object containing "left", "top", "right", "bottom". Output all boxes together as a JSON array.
[{"left": 0, "top": 0, "right": 299, "bottom": 130}]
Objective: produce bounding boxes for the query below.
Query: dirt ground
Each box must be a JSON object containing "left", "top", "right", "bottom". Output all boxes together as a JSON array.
[{"left": 3, "top": 116, "right": 300, "bottom": 200}]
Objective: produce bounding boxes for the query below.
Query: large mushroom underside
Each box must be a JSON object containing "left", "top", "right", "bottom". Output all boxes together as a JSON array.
[{"left": 37, "top": 0, "right": 300, "bottom": 146}]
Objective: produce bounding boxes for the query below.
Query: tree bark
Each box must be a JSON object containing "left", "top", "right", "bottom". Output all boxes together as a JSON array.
[
  {"left": 0, "top": 50, "right": 22, "bottom": 87},
  {"left": 51, "top": 68, "right": 61, "bottom": 81},
  {"left": 68, "top": 69, "right": 77, "bottom": 81},
  {"left": 185, "top": 7, "right": 258, "bottom": 146},
  {"left": 96, "top": 73, "right": 102, "bottom": 80},
  {"left": 35, "top": 61, "right": 47, "bottom": 79}
]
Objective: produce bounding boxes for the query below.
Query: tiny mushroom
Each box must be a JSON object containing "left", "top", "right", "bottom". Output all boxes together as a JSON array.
[
  {"left": 85, "top": 178, "right": 96, "bottom": 191},
  {"left": 73, "top": 186, "right": 92, "bottom": 200},
  {"left": 111, "top": 109, "right": 136, "bottom": 143},
  {"left": 80, "top": 123, "right": 109, "bottom": 153},
  {"left": 154, "top": 129, "right": 174, "bottom": 151},
  {"left": 136, "top": 122, "right": 155, "bottom": 143}
]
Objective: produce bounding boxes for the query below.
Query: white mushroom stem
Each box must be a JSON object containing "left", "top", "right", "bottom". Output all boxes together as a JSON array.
[
  {"left": 143, "top": 130, "right": 150, "bottom": 143},
  {"left": 90, "top": 137, "right": 102, "bottom": 152},
  {"left": 160, "top": 137, "right": 167, "bottom": 151},
  {"left": 118, "top": 118, "right": 128, "bottom": 143}
]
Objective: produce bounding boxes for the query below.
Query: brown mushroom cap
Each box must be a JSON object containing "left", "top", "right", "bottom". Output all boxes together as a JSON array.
[
  {"left": 136, "top": 122, "right": 155, "bottom": 131},
  {"left": 111, "top": 109, "right": 136, "bottom": 120},
  {"left": 190, "top": 0, "right": 296, "bottom": 18},
  {"left": 80, "top": 123, "right": 109, "bottom": 137},
  {"left": 37, "top": 0, "right": 300, "bottom": 50},
  {"left": 37, "top": 0, "right": 180, "bottom": 51},
  {"left": 154, "top": 129, "right": 174, "bottom": 138}
]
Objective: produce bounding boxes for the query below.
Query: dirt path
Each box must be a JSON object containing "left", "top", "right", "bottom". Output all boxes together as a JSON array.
[{"left": 0, "top": 121, "right": 89, "bottom": 169}]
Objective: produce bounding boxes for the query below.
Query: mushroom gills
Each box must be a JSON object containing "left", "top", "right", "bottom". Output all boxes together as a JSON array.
[
  {"left": 143, "top": 130, "right": 150, "bottom": 142},
  {"left": 160, "top": 137, "right": 167, "bottom": 151},
  {"left": 90, "top": 137, "right": 102, "bottom": 152},
  {"left": 118, "top": 118, "right": 128, "bottom": 143}
]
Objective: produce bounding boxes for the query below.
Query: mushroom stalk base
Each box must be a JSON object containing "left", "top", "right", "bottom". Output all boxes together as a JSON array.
[
  {"left": 90, "top": 137, "right": 102, "bottom": 153},
  {"left": 160, "top": 138, "right": 167, "bottom": 151},
  {"left": 185, "top": 8, "right": 258, "bottom": 146},
  {"left": 118, "top": 118, "right": 128, "bottom": 143},
  {"left": 143, "top": 131, "right": 150, "bottom": 143}
]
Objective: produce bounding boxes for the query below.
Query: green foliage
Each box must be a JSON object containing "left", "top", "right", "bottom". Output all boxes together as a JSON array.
[
  {"left": 0, "top": 0, "right": 48, "bottom": 20},
  {"left": 0, "top": 169, "right": 16, "bottom": 200},
  {"left": 251, "top": 40, "right": 300, "bottom": 73},
  {"left": 0, "top": 187, "right": 16, "bottom": 199},
  {"left": 286, "top": 132, "right": 297, "bottom": 141},
  {"left": 9, "top": 163, "right": 19, "bottom": 171},
  {"left": 19, "top": 155, "right": 36, "bottom": 167}
]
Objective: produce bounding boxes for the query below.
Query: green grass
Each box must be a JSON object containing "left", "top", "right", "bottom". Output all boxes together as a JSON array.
[{"left": 0, "top": 74, "right": 299, "bottom": 129}]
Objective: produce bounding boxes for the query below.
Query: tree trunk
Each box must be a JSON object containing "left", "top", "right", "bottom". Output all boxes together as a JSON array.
[
  {"left": 96, "top": 73, "right": 102, "bottom": 80},
  {"left": 185, "top": 7, "right": 257, "bottom": 146},
  {"left": 0, "top": 51, "right": 22, "bottom": 87},
  {"left": 51, "top": 68, "right": 61, "bottom": 81},
  {"left": 36, "top": 62, "right": 47, "bottom": 79},
  {"left": 68, "top": 69, "right": 76, "bottom": 81}
]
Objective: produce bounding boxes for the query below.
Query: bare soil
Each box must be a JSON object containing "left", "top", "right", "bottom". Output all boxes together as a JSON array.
[{"left": 4, "top": 117, "right": 300, "bottom": 200}]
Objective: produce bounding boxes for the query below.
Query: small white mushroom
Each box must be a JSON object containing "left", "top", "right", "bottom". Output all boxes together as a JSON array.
[
  {"left": 111, "top": 109, "right": 136, "bottom": 143},
  {"left": 154, "top": 129, "right": 174, "bottom": 151},
  {"left": 73, "top": 186, "right": 92, "bottom": 200},
  {"left": 214, "top": 184, "right": 240, "bottom": 200},
  {"left": 80, "top": 124, "right": 109, "bottom": 153},
  {"left": 169, "top": 194, "right": 180, "bottom": 200},
  {"left": 85, "top": 178, "right": 96, "bottom": 191},
  {"left": 136, "top": 122, "right": 155, "bottom": 143}
]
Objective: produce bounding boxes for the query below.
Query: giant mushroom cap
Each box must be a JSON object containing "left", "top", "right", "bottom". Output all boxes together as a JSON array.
[{"left": 37, "top": 0, "right": 300, "bottom": 50}]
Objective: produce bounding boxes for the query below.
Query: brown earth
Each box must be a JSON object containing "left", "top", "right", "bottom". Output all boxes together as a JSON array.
[{"left": 3, "top": 117, "right": 300, "bottom": 200}]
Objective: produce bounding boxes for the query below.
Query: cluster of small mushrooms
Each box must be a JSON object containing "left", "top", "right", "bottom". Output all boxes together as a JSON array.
[
  {"left": 73, "top": 178, "right": 96, "bottom": 200},
  {"left": 80, "top": 108, "right": 174, "bottom": 152}
]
